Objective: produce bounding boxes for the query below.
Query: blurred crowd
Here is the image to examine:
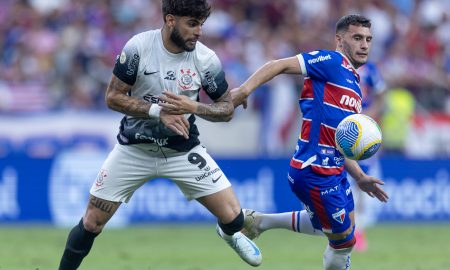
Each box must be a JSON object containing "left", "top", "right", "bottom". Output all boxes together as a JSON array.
[
  {"left": 1, "top": 0, "right": 450, "bottom": 155},
  {"left": 0, "top": 0, "right": 449, "bottom": 113}
]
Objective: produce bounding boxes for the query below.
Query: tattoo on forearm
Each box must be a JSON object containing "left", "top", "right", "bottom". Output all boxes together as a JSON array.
[
  {"left": 196, "top": 92, "right": 234, "bottom": 122},
  {"left": 107, "top": 77, "right": 150, "bottom": 117},
  {"left": 89, "top": 197, "right": 118, "bottom": 213},
  {"left": 112, "top": 95, "right": 150, "bottom": 117}
]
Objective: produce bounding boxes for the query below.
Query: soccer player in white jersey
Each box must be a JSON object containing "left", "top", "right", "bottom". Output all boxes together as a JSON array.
[
  {"left": 232, "top": 15, "right": 388, "bottom": 270},
  {"left": 58, "top": 0, "right": 261, "bottom": 269}
]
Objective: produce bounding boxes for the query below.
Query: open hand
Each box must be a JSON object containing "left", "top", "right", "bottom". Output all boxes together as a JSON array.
[
  {"left": 158, "top": 91, "right": 196, "bottom": 115},
  {"left": 356, "top": 175, "right": 389, "bottom": 203},
  {"left": 160, "top": 110, "right": 190, "bottom": 139}
]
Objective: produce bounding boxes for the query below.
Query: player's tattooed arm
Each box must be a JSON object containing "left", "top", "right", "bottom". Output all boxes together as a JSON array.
[
  {"left": 158, "top": 90, "right": 234, "bottom": 122},
  {"left": 195, "top": 90, "right": 234, "bottom": 122},
  {"left": 105, "top": 75, "right": 151, "bottom": 117}
]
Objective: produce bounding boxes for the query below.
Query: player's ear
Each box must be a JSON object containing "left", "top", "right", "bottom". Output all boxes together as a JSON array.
[
  {"left": 166, "top": 14, "right": 176, "bottom": 28},
  {"left": 335, "top": 34, "right": 343, "bottom": 48}
]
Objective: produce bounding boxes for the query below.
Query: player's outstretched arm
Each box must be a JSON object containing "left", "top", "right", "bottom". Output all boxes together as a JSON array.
[
  {"left": 158, "top": 90, "right": 234, "bottom": 122},
  {"left": 232, "top": 56, "right": 302, "bottom": 108},
  {"left": 345, "top": 158, "right": 389, "bottom": 202}
]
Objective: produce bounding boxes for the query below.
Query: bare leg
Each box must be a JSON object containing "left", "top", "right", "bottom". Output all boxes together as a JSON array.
[{"left": 58, "top": 195, "right": 121, "bottom": 270}]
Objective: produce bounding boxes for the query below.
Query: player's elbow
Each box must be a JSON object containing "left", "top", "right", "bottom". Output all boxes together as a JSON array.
[
  {"left": 223, "top": 102, "right": 235, "bottom": 122},
  {"left": 223, "top": 110, "right": 233, "bottom": 122},
  {"left": 105, "top": 90, "right": 118, "bottom": 110}
]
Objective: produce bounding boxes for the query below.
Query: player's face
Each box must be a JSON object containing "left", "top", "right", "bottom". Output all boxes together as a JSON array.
[
  {"left": 336, "top": 25, "right": 372, "bottom": 68},
  {"left": 170, "top": 16, "right": 205, "bottom": 52}
]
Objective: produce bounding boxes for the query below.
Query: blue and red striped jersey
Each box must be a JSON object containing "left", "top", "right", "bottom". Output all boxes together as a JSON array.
[{"left": 290, "top": 50, "right": 362, "bottom": 175}]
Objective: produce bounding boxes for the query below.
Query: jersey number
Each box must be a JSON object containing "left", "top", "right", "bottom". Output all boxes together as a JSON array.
[{"left": 188, "top": 153, "right": 207, "bottom": 169}]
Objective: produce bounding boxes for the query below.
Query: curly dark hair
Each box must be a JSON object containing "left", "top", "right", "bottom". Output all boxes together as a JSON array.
[
  {"left": 336, "top": 14, "right": 371, "bottom": 34},
  {"left": 162, "top": 0, "right": 211, "bottom": 21}
]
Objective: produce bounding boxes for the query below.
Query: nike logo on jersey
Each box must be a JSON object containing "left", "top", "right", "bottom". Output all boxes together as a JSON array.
[
  {"left": 212, "top": 174, "right": 223, "bottom": 183},
  {"left": 144, "top": 70, "right": 158, "bottom": 75}
]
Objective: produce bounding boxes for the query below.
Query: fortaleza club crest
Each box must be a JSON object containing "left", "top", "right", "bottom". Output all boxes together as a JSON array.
[
  {"left": 178, "top": 68, "right": 196, "bottom": 90},
  {"left": 332, "top": 208, "right": 346, "bottom": 224}
]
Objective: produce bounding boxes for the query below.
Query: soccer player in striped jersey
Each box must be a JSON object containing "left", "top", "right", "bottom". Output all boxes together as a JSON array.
[{"left": 232, "top": 15, "right": 389, "bottom": 270}]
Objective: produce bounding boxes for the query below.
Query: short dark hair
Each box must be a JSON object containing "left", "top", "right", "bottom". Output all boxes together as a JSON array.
[
  {"left": 162, "top": 0, "right": 211, "bottom": 21},
  {"left": 336, "top": 15, "right": 371, "bottom": 33}
]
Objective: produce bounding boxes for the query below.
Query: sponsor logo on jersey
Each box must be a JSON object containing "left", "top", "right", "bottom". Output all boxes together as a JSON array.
[
  {"left": 321, "top": 184, "right": 339, "bottom": 196},
  {"left": 340, "top": 95, "right": 362, "bottom": 113},
  {"left": 334, "top": 156, "right": 345, "bottom": 165},
  {"left": 346, "top": 187, "right": 351, "bottom": 196},
  {"left": 143, "top": 94, "right": 161, "bottom": 104},
  {"left": 307, "top": 54, "right": 331, "bottom": 64},
  {"left": 212, "top": 174, "right": 223, "bottom": 183},
  {"left": 126, "top": 53, "right": 139, "bottom": 76},
  {"left": 195, "top": 167, "right": 221, "bottom": 181},
  {"left": 320, "top": 148, "right": 335, "bottom": 155},
  {"left": 322, "top": 157, "right": 330, "bottom": 166},
  {"left": 144, "top": 70, "right": 158, "bottom": 75},
  {"left": 332, "top": 208, "right": 346, "bottom": 224},
  {"left": 178, "top": 69, "right": 197, "bottom": 90},
  {"left": 135, "top": 133, "right": 168, "bottom": 146},
  {"left": 165, "top": 71, "right": 176, "bottom": 81},
  {"left": 204, "top": 70, "right": 218, "bottom": 93}
]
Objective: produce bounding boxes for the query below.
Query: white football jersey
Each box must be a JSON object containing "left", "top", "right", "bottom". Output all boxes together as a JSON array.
[{"left": 113, "top": 29, "right": 228, "bottom": 152}]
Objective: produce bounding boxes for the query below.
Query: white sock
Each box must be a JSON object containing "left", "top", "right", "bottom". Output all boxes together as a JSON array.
[
  {"left": 296, "top": 210, "right": 325, "bottom": 236},
  {"left": 259, "top": 212, "right": 293, "bottom": 231},
  {"left": 259, "top": 210, "right": 324, "bottom": 236},
  {"left": 323, "top": 245, "right": 352, "bottom": 270}
]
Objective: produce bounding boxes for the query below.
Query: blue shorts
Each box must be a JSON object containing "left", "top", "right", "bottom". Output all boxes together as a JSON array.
[{"left": 288, "top": 165, "right": 354, "bottom": 234}]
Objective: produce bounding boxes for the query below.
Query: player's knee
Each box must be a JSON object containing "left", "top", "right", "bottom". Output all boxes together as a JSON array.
[
  {"left": 218, "top": 209, "right": 244, "bottom": 235},
  {"left": 82, "top": 215, "right": 106, "bottom": 234},
  {"left": 328, "top": 229, "right": 356, "bottom": 250}
]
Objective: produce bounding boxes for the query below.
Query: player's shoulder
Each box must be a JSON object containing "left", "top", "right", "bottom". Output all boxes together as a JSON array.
[
  {"left": 193, "top": 41, "right": 217, "bottom": 62},
  {"left": 127, "top": 29, "right": 159, "bottom": 48},
  {"left": 300, "top": 49, "right": 342, "bottom": 69}
]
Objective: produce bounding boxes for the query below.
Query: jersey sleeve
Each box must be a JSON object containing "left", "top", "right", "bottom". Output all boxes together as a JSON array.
[
  {"left": 297, "top": 50, "right": 340, "bottom": 81},
  {"left": 113, "top": 36, "right": 140, "bottom": 86},
  {"left": 200, "top": 53, "right": 228, "bottom": 100}
]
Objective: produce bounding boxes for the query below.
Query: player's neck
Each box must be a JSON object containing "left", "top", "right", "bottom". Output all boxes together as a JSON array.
[
  {"left": 335, "top": 48, "right": 361, "bottom": 69},
  {"left": 161, "top": 26, "right": 184, "bottom": 54}
]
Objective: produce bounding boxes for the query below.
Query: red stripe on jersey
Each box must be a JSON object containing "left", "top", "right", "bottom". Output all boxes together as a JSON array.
[
  {"left": 290, "top": 158, "right": 303, "bottom": 169},
  {"left": 324, "top": 83, "right": 361, "bottom": 113},
  {"left": 311, "top": 165, "right": 344, "bottom": 175},
  {"left": 301, "top": 78, "right": 313, "bottom": 99},
  {"left": 310, "top": 187, "right": 331, "bottom": 231},
  {"left": 319, "top": 124, "right": 336, "bottom": 147},
  {"left": 299, "top": 119, "right": 311, "bottom": 141}
]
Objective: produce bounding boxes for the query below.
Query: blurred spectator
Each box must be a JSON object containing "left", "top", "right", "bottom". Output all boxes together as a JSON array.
[{"left": 0, "top": 0, "right": 449, "bottom": 155}]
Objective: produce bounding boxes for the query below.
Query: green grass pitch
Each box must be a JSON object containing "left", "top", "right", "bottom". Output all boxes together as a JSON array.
[{"left": 0, "top": 224, "right": 449, "bottom": 270}]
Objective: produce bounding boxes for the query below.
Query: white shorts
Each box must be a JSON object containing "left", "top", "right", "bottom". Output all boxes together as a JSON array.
[{"left": 90, "top": 144, "right": 231, "bottom": 202}]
